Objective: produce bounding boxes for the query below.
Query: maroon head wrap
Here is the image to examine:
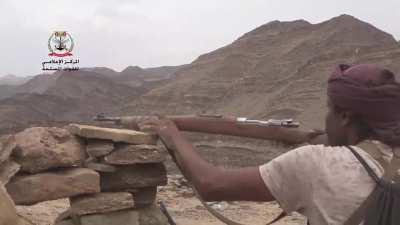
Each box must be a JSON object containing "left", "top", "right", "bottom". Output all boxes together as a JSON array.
[{"left": 328, "top": 64, "right": 400, "bottom": 146}]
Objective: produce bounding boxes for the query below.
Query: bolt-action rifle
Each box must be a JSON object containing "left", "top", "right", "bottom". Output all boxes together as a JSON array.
[{"left": 94, "top": 113, "right": 317, "bottom": 144}]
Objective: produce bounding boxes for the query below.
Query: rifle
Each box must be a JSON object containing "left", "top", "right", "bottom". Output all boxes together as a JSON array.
[
  {"left": 94, "top": 114, "right": 316, "bottom": 144},
  {"left": 94, "top": 114, "right": 321, "bottom": 225}
]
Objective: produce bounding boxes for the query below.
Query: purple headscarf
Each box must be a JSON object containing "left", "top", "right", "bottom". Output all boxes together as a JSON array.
[{"left": 328, "top": 64, "right": 400, "bottom": 146}]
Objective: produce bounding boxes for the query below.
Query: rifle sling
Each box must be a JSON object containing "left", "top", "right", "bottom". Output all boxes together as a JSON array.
[
  {"left": 159, "top": 137, "right": 287, "bottom": 225},
  {"left": 344, "top": 146, "right": 381, "bottom": 225}
]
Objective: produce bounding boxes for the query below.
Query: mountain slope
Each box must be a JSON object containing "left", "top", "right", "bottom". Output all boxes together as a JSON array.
[
  {"left": 0, "top": 85, "right": 18, "bottom": 100},
  {"left": 0, "top": 70, "right": 139, "bottom": 134},
  {"left": 0, "top": 64, "right": 183, "bottom": 134},
  {"left": 1, "top": 15, "right": 399, "bottom": 136},
  {"left": 0, "top": 74, "right": 32, "bottom": 86},
  {"left": 119, "top": 14, "right": 399, "bottom": 130}
]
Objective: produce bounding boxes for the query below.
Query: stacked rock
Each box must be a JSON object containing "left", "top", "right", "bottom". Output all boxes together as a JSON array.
[{"left": 0, "top": 125, "right": 169, "bottom": 225}]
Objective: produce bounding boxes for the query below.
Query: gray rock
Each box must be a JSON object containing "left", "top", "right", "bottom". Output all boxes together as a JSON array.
[
  {"left": 68, "top": 124, "right": 157, "bottom": 145},
  {"left": 100, "top": 164, "right": 167, "bottom": 191},
  {"left": 84, "top": 156, "right": 117, "bottom": 173},
  {"left": 13, "top": 127, "right": 86, "bottom": 173},
  {"left": 70, "top": 192, "right": 135, "bottom": 215},
  {"left": 6, "top": 168, "right": 100, "bottom": 205},
  {"left": 129, "top": 187, "right": 157, "bottom": 207},
  {"left": 85, "top": 161, "right": 117, "bottom": 173},
  {"left": 138, "top": 204, "right": 168, "bottom": 225},
  {"left": 0, "top": 160, "right": 20, "bottom": 185},
  {"left": 56, "top": 209, "right": 140, "bottom": 225},
  {"left": 104, "top": 145, "right": 166, "bottom": 165},
  {"left": 0, "top": 135, "right": 16, "bottom": 164},
  {"left": 86, "top": 140, "right": 114, "bottom": 157}
]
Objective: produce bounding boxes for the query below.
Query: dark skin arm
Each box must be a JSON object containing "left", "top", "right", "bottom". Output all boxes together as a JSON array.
[
  {"left": 309, "top": 133, "right": 328, "bottom": 145},
  {"left": 130, "top": 115, "right": 325, "bottom": 144},
  {"left": 139, "top": 117, "right": 324, "bottom": 202},
  {"left": 140, "top": 118, "right": 272, "bottom": 202}
]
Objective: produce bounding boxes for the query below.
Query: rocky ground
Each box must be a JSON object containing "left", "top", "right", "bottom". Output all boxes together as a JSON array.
[
  {"left": 11, "top": 129, "right": 306, "bottom": 225},
  {"left": 16, "top": 175, "right": 306, "bottom": 225}
]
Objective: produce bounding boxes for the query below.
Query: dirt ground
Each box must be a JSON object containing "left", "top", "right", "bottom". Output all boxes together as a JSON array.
[
  {"left": 16, "top": 175, "right": 306, "bottom": 225},
  {"left": 157, "top": 188, "right": 306, "bottom": 225},
  {"left": 16, "top": 190, "right": 306, "bottom": 225}
]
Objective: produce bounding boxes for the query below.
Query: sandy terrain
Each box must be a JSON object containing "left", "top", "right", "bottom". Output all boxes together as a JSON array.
[{"left": 16, "top": 174, "right": 306, "bottom": 225}]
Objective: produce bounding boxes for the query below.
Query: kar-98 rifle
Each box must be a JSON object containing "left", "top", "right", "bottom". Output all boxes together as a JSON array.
[{"left": 94, "top": 114, "right": 314, "bottom": 144}]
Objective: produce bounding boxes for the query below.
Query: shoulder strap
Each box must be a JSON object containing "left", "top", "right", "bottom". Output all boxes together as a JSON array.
[
  {"left": 347, "top": 146, "right": 380, "bottom": 183},
  {"left": 343, "top": 186, "right": 380, "bottom": 225},
  {"left": 343, "top": 146, "right": 381, "bottom": 225}
]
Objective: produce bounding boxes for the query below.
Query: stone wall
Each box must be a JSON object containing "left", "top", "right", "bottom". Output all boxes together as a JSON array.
[{"left": 0, "top": 124, "right": 169, "bottom": 225}]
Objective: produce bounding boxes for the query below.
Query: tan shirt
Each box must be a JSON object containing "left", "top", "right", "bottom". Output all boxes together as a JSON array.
[{"left": 259, "top": 145, "right": 385, "bottom": 225}]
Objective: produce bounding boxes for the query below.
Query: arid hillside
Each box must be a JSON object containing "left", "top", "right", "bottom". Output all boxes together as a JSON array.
[
  {"left": 119, "top": 15, "right": 400, "bottom": 130},
  {"left": 1, "top": 15, "right": 399, "bottom": 136}
]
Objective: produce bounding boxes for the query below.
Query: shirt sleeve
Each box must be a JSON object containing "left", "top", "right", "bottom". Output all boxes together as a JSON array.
[{"left": 259, "top": 145, "right": 322, "bottom": 213}]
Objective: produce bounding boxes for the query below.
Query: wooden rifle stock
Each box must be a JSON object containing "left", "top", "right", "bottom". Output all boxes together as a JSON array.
[{"left": 111, "top": 115, "right": 312, "bottom": 144}]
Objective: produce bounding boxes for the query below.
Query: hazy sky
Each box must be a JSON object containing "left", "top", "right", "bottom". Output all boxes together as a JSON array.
[{"left": 1, "top": 0, "right": 399, "bottom": 77}]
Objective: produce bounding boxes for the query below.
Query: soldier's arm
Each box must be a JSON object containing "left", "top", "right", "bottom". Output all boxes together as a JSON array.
[
  {"left": 139, "top": 118, "right": 275, "bottom": 202},
  {"left": 118, "top": 115, "right": 322, "bottom": 144}
]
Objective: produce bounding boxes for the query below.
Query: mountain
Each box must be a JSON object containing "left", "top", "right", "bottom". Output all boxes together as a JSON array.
[
  {"left": 0, "top": 74, "right": 32, "bottom": 100},
  {"left": 0, "top": 85, "right": 17, "bottom": 100},
  {"left": 118, "top": 14, "right": 400, "bottom": 130},
  {"left": 78, "top": 65, "right": 183, "bottom": 87},
  {"left": 0, "top": 70, "right": 140, "bottom": 134},
  {"left": 1, "top": 14, "right": 400, "bottom": 137},
  {"left": 80, "top": 67, "right": 119, "bottom": 77},
  {"left": 0, "top": 64, "right": 183, "bottom": 134},
  {"left": 113, "top": 65, "right": 184, "bottom": 87},
  {"left": 0, "top": 74, "right": 32, "bottom": 86}
]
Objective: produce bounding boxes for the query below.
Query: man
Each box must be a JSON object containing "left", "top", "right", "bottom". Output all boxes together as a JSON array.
[{"left": 139, "top": 64, "right": 400, "bottom": 225}]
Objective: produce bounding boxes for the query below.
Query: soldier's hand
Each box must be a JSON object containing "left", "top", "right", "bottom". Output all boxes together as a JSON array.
[{"left": 138, "top": 116, "right": 179, "bottom": 136}]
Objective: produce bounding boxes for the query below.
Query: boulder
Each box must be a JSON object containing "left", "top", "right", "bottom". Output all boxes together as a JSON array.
[
  {"left": 138, "top": 204, "right": 168, "bottom": 225},
  {"left": 133, "top": 187, "right": 157, "bottom": 207},
  {"left": 0, "top": 184, "right": 27, "bottom": 225},
  {"left": 0, "top": 135, "right": 16, "bottom": 164},
  {"left": 100, "top": 164, "right": 167, "bottom": 191},
  {"left": 104, "top": 145, "right": 166, "bottom": 165},
  {"left": 84, "top": 157, "right": 116, "bottom": 173},
  {"left": 70, "top": 192, "right": 135, "bottom": 215},
  {"left": 85, "top": 161, "right": 117, "bottom": 173},
  {"left": 86, "top": 140, "right": 114, "bottom": 157},
  {"left": 6, "top": 168, "right": 100, "bottom": 205},
  {"left": 0, "top": 160, "right": 20, "bottom": 185},
  {"left": 56, "top": 209, "right": 140, "bottom": 225},
  {"left": 68, "top": 124, "right": 157, "bottom": 145},
  {"left": 13, "top": 127, "right": 85, "bottom": 173}
]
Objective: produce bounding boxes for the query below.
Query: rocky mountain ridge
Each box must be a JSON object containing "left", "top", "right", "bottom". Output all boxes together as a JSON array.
[{"left": 0, "top": 14, "right": 399, "bottom": 135}]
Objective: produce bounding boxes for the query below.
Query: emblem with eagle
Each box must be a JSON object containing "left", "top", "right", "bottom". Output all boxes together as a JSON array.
[{"left": 48, "top": 31, "right": 74, "bottom": 57}]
